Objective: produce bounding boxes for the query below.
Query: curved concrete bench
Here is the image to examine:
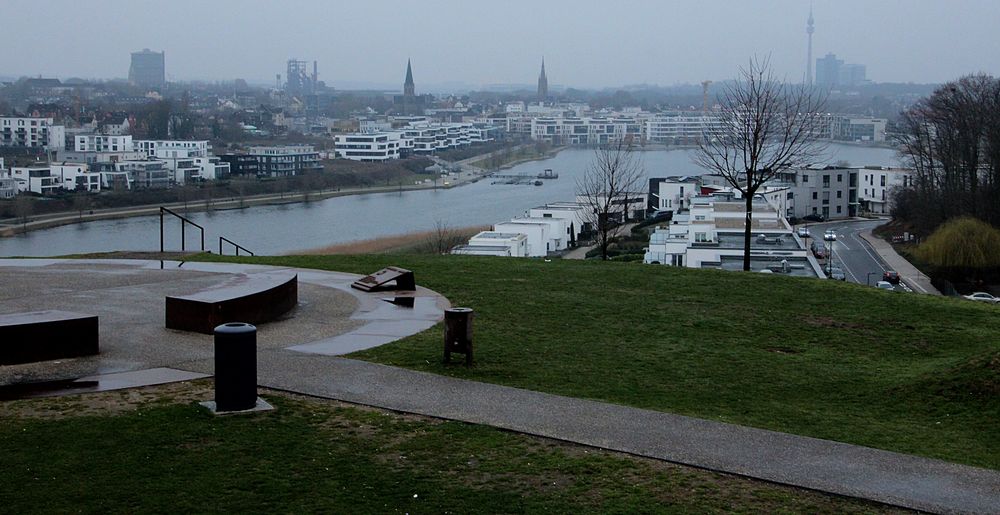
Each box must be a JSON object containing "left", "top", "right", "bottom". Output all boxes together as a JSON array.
[
  {"left": 165, "top": 273, "right": 298, "bottom": 334},
  {"left": 0, "top": 310, "right": 99, "bottom": 365}
]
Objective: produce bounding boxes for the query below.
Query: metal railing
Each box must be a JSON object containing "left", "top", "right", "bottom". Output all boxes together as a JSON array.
[
  {"left": 159, "top": 206, "right": 204, "bottom": 253},
  {"left": 219, "top": 236, "right": 254, "bottom": 256}
]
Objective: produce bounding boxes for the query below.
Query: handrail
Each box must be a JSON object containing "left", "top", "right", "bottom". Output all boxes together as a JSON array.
[
  {"left": 159, "top": 206, "right": 205, "bottom": 253},
  {"left": 219, "top": 236, "right": 254, "bottom": 256}
]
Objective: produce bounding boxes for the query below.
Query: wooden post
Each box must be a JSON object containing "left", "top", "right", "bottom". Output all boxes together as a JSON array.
[{"left": 443, "top": 307, "right": 474, "bottom": 366}]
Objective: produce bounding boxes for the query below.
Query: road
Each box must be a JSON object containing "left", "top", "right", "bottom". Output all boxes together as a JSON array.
[{"left": 803, "top": 219, "right": 909, "bottom": 291}]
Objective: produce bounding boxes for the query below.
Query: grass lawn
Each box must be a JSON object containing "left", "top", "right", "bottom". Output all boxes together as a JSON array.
[
  {"left": 0, "top": 381, "right": 903, "bottom": 514},
  {"left": 194, "top": 253, "right": 1000, "bottom": 470}
]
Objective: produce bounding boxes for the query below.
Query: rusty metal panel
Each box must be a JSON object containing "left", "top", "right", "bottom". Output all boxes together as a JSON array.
[{"left": 351, "top": 266, "right": 416, "bottom": 292}]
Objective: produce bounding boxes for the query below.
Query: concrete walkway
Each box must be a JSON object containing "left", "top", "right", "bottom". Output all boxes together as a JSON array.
[
  {"left": 859, "top": 230, "right": 941, "bottom": 295},
  {"left": 3, "top": 259, "right": 995, "bottom": 513},
  {"left": 254, "top": 355, "right": 1000, "bottom": 515}
]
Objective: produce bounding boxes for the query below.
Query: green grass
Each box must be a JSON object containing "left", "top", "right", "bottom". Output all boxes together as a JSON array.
[
  {"left": 193, "top": 253, "right": 1000, "bottom": 470},
  {"left": 0, "top": 383, "right": 901, "bottom": 513}
]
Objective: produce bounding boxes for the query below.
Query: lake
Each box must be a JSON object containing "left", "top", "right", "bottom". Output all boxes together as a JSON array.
[{"left": 0, "top": 143, "right": 899, "bottom": 257}]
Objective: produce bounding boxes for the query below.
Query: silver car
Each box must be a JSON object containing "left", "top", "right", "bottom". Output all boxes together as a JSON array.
[{"left": 963, "top": 292, "right": 999, "bottom": 304}]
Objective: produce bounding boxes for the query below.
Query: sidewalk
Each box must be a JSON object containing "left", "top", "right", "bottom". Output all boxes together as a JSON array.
[
  {"left": 859, "top": 230, "right": 940, "bottom": 295},
  {"left": 254, "top": 354, "right": 1000, "bottom": 514}
]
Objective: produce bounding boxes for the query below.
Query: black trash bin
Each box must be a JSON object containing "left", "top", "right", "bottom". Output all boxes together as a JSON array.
[{"left": 214, "top": 322, "right": 257, "bottom": 411}]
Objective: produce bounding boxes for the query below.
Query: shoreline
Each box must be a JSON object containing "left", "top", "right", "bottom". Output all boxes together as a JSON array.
[{"left": 0, "top": 146, "right": 571, "bottom": 239}]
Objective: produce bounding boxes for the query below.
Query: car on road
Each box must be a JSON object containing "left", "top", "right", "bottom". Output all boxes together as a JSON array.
[
  {"left": 810, "top": 241, "right": 827, "bottom": 259},
  {"left": 875, "top": 281, "right": 895, "bottom": 290},
  {"left": 963, "top": 292, "right": 1000, "bottom": 304},
  {"left": 796, "top": 227, "right": 811, "bottom": 238},
  {"left": 823, "top": 229, "right": 838, "bottom": 241},
  {"left": 825, "top": 266, "right": 846, "bottom": 281},
  {"left": 802, "top": 213, "right": 826, "bottom": 223},
  {"left": 883, "top": 270, "right": 901, "bottom": 284}
]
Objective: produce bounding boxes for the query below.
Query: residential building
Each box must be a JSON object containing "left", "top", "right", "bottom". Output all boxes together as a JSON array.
[
  {"left": 334, "top": 132, "right": 405, "bottom": 162},
  {"left": 51, "top": 163, "right": 101, "bottom": 192},
  {"left": 452, "top": 232, "right": 529, "bottom": 257},
  {"left": 112, "top": 160, "right": 170, "bottom": 189},
  {"left": 9, "top": 166, "right": 59, "bottom": 195},
  {"left": 530, "top": 116, "right": 642, "bottom": 145},
  {"left": 528, "top": 202, "right": 588, "bottom": 242},
  {"left": 829, "top": 116, "right": 886, "bottom": 142},
  {"left": 0, "top": 174, "right": 15, "bottom": 199},
  {"left": 644, "top": 193, "right": 823, "bottom": 276},
  {"left": 247, "top": 145, "right": 322, "bottom": 177},
  {"left": 129, "top": 49, "right": 165, "bottom": 87},
  {"left": 75, "top": 134, "right": 133, "bottom": 152},
  {"left": 645, "top": 114, "right": 724, "bottom": 144},
  {"left": 219, "top": 154, "right": 259, "bottom": 176},
  {"left": 858, "top": 167, "right": 912, "bottom": 215},
  {"left": 1, "top": 117, "right": 66, "bottom": 150},
  {"left": 648, "top": 177, "right": 699, "bottom": 215},
  {"left": 493, "top": 218, "right": 568, "bottom": 256},
  {"left": 133, "top": 139, "right": 209, "bottom": 158},
  {"left": 766, "top": 166, "right": 859, "bottom": 219}
]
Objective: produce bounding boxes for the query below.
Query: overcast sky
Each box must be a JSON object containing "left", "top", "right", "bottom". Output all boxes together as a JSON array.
[{"left": 3, "top": 0, "right": 999, "bottom": 89}]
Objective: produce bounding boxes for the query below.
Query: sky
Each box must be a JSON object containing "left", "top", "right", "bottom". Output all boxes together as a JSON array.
[{"left": 2, "top": 0, "right": 999, "bottom": 90}]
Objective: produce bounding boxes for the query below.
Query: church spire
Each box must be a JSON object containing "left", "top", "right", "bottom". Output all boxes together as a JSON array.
[
  {"left": 537, "top": 57, "right": 548, "bottom": 101},
  {"left": 404, "top": 59, "right": 415, "bottom": 97}
]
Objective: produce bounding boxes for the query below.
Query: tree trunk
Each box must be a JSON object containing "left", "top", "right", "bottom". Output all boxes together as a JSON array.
[{"left": 743, "top": 193, "right": 753, "bottom": 271}]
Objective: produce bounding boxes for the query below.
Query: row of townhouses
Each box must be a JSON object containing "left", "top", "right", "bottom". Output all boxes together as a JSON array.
[
  {"left": 452, "top": 202, "right": 590, "bottom": 258},
  {"left": 500, "top": 111, "right": 886, "bottom": 145},
  {"left": 333, "top": 122, "right": 502, "bottom": 162}
]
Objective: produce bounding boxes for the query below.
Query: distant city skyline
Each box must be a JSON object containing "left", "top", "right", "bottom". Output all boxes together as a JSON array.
[{"left": 3, "top": 0, "right": 999, "bottom": 89}]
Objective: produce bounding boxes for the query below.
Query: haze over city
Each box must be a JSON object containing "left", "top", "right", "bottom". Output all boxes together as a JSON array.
[{"left": 3, "top": 0, "right": 1000, "bottom": 89}]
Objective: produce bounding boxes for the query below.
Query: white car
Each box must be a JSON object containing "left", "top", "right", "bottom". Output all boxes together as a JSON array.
[
  {"left": 797, "top": 227, "right": 811, "bottom": 238},
  {"left": 875, "top": 281, "right": 895, "bottom": 290},
  {"left": 823, "top": 229, "right": 838, "bottom": 241},
  {"left": 963, "top": 292, "right": 1000, "bottom": 304}
]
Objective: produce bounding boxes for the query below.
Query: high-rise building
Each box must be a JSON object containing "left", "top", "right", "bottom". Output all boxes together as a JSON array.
[
  {"left": 537, "top": 58, "right": 548, "bottom": 101},
  {"left": 806, "top": 8, "right": 814, "bottom": 85},
  {"left": 128, "top": 49, "right": 165, "bottom": 88},
  {"left": 404, "top": 59, "right": 415, "bottom": 97},
  {"left": 815, "top": 53, "right": 843, "bottom": 87}
]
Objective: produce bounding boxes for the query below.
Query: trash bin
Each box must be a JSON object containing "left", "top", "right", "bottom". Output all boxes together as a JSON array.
[
  {"left": 214, "top": 322, "right": 257, "bottom": 411},
  {"left": 444, "top": 307, "right": 474, "bottom": 365}
]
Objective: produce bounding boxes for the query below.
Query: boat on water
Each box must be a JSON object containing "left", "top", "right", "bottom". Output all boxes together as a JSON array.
[{"left": 537, "top": 169, "right": 559, "bottom": 179}]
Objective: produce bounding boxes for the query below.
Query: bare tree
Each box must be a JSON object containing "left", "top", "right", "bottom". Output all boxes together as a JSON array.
[
  {"left": 426, "top": 219, "right": 465, "bottom": 254},
  {"left": 694, "top": 57, "right": 828, "bottom": 271},
  {"left": 14, "top": 195, "right": 33, "bottom": 231},
  {"left": 577, "top": 138, "right": 645, "bottom": 260}
]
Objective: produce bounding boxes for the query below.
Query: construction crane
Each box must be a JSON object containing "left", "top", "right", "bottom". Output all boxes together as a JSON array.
[{"left": 701, "top": 80, "right": 713, "bottom": 115}]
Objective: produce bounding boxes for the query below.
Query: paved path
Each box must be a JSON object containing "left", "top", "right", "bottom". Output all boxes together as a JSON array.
[
  {"left": 3, "top": 259, "right": 995, "bottom": 513},
  {"left": 255, "top": 355, "right": 999, "bottom": 514},
  {"left": 859, "top": 229, "right": 940, "bottom": 295}
]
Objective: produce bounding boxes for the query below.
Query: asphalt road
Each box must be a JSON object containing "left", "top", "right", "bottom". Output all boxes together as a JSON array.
[{"left": 802, "top": 219, "right": 908, "bottom": 290}]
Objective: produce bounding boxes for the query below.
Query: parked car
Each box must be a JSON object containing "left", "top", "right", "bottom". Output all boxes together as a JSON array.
[
  {"left": 796, "top": 227, "right": 811, "bottom": 238},
  {"left": 810, "top": 241, "right": 827, "bottom": 259},
  {"left": 823, "top": 229, "right": 838, "bottom": 241},
  {"left": 875, "top": 281, "right": 895, "bottom": 290},
  {"left": 883, "top": 270, "right": 901, "bottom": 284},
  {"left": 963, "top": 292, "right": 1000, "bottom": 304},
  {"left": 825, "top": 266, "right": 846, "bottom": 281},
  {"left": 802, "top": 213, "right": 826, "bottom": 223}
]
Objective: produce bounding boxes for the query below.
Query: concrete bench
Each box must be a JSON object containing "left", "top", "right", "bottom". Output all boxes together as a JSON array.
[
  {"left": 165, "top": 273, "right": 298, "bottom": 334},
  {"left": 0, "top": 310, "right": 99, "bottom": 365}
]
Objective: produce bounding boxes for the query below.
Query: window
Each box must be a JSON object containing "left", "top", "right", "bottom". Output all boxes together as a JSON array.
[
  {"left": 802, "top": 174, "right": 809, "bottom": 183},
  {"left": 837, "top": 191, "right": 842, "bottom": 199},
  {"left": 812, "top": 192, "right": 818, "bottom": 200},
  {"left": 880, "top": 176, "right": 886, "bottom": 187},
  {"left": 837, "top": 174, "right": 843, "bottom": 182},
  {"left": 695, "top": 232, "right": 709, "bottom": 242},
  {"left": 823, "top": 174, "right": 830, "bottom": 187},
  {"left": 837, "top": 206, "right": 842, "bottom": 213}
]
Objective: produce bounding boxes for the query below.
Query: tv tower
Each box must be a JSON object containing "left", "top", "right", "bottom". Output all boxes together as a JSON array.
[{"left": 806, "top": 7, "right": 815, "bottom": 85}]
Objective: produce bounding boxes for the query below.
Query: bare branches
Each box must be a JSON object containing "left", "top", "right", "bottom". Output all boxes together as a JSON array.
[
  {"left": 577, "top": 138, "right": 645, "bottom": 260},
  {"left": 695, "top": 57, "right": 828, "bottom": 195}
]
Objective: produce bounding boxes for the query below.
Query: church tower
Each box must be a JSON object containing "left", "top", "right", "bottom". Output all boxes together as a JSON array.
[
  {"left": 404, "top": 59, "right": 415, "bottom": 97},
  {"left": 537, "top": 58, "right": 548, "bottom": 101}
]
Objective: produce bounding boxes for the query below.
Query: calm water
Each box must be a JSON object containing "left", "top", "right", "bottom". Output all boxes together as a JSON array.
[{"left": 0, "top": 144, "right": 898, "bottom": 257}]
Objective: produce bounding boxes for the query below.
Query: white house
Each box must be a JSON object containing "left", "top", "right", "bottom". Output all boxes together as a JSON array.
[
  {"left": 9, "top": 166, "right": 59, "bottom": 195},
  {"left": 452, "top": 232, "right": 529, "bottom": 257},
  {"left": 858, "top": 167, "right": 912, "bottom": 215},
  {"left": 134, "top": 139, "right": 209, "bottom": 158},
  {"left": 51, "top": 163, "right": 101, "bottom": 192},
  {"left": 648, "top": 177, "right": 699, "bottom": 215},
  {"left": 528, "top": 203, "right": 588, "bottom": 242},
  {"left": 493, "top": 217, "right": 569, "bottom": 256},
  {"left": 334, "top": 132, "right": 406, "bottom": 162},
  {"left": 75, "top": 134, "right": 133, "bottom": 152},
  {"left": 644, "top": 194, "right": 823, "bottom": 276}
]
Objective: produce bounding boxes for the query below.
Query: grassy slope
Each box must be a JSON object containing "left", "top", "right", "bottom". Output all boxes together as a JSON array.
[
  {"left": 0, "top": 384, "right": 900, "bottom": 514},
  {"left": 195, "top": 253, "right": 1000, "bottom": 470}
]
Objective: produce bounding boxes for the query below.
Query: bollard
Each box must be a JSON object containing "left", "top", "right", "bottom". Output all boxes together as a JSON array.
[
  {"left": 443, "top": 307, "right": 474, "bottom": 366},
  {"left": 214, "top": 322, "right": 257, "bottom": 411}
]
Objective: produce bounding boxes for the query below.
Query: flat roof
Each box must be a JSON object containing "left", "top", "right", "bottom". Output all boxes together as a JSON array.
[
  {"left": 704, "top": 256, "right": 818, "bottom": 277},
  {"left": 714, "top": 218, "right": 786, "bottom": 230},
  {"left": 472, "top": 232, "right": 524, "bottom": 239}
]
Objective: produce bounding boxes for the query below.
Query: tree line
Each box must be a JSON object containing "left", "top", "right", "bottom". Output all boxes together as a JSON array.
[{"left": 893, "top": 74, "right": 1000, "bottom": 236}]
